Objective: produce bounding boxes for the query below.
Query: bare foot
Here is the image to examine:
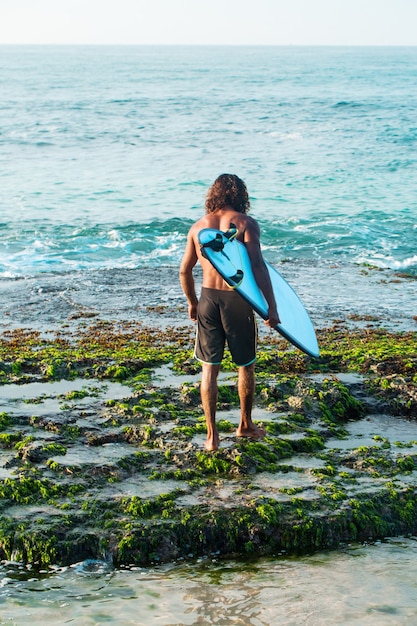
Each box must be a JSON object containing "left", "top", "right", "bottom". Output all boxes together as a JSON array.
[
  {"left": 236, "top": 424, "right": 266, "bottom": 440},
  {"left": 205, "top": 432, "right": 220, "bottom": 451}
]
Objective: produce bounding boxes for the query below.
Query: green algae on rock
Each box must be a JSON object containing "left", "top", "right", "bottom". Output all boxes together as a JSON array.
[{"left": 0, "top": 321, "right": 417, "bottom": 567}]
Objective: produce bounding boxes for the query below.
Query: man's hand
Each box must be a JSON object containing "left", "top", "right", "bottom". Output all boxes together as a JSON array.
[
  {"left": 189, "top": 303, "right": 198, "bottom": 322},
  {"left": 265, "top": 305, "right": 280, "bottom": 329}
]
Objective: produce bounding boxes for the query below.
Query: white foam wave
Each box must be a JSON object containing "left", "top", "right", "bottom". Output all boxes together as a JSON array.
[
  {"left": 268, "top": 131, "right": 303, "bottom": 141},
  {"left": 392, "top": 255, "right": 417, "bottom": 270},
  {"left": 356, "top": 252, "right": 417, "bottom": 272}
]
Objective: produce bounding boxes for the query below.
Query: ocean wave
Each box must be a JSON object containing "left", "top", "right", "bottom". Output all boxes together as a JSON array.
[
  {"left": 1, "top": 213, "right": 416, "bottom": 278},
  {"left": 332, "top": 101, "right": 366, "bottom": 109},
  {"left": 0, "top": 219, "right": 190, "bottom": 277},
  {"left": 356, "top": 253, "right": 417, "bottom": 273}
]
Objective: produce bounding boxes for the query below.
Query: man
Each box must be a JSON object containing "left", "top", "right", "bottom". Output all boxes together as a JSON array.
[{"left": 179, "top": 174, "right": 280, "bottom": 451}]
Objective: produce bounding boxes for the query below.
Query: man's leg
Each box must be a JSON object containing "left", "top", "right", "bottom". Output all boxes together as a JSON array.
[
  {"left": 201, "top": 363, "right": 221, "bottom": 451},
  {"left": 236, "top": 363, "right": 266, "bottom": 439}
]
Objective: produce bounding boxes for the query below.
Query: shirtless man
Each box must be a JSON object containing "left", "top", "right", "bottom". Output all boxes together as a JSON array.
[{"left": 179, "top": 174, "right": 280, "bottom": 451}]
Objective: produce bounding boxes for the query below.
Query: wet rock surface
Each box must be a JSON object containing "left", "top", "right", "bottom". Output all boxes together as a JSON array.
[{"left": 0, "top": 318, "right": 416, "bottom": 567}]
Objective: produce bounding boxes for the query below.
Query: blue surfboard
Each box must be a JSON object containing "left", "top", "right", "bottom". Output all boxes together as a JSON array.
[{"left": 198, "top": 226, "right": 320, "bottom": 358}]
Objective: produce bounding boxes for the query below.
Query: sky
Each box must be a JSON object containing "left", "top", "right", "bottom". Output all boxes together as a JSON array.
[{"left": 0, "top": 0, "right": 416, "bottom": 46}]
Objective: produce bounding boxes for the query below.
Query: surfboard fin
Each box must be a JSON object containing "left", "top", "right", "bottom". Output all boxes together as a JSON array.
[
  {"left": 224, "top": 223, "right": 238, "bottom": 240},
  {"left": 227, "top": 269, "right": 244, "bottom": 286},
  {"left": 200, "top": 233, "right": 224, "bottom": 253}
]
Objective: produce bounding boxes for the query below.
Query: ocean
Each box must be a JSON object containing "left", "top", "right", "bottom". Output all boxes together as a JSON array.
[
  {"left": 1, "top": 45, "right": 417, "bottom": 623},
  {"left": 1, "top": 45, "right": 417, "bottom": 279}
]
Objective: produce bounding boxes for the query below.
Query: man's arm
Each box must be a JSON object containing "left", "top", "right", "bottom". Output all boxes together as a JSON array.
[
  {"left": 179, "top": 229, "right": 199, "bottom": 322},
  {"left": 243, "top": 219, "right": 280, "bottom": 328}
]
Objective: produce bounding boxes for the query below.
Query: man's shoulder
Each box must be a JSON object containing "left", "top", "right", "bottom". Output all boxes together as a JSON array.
[
  {"left": 237, "top": 213, "right": 259, "bottom": 232},
  {"left": 189, "top": 215, "right": 204, "bottom": 229},
  {"left": 188, "top": 217, "right": 207, "bottom": 242},
  {"left": 241, "top": 213, "right": 258, "bottom": 226}
]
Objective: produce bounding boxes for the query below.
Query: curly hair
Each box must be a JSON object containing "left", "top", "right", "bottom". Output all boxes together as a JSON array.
[{"left": 205, "top": 174, "right": 250, "bottom": 214}]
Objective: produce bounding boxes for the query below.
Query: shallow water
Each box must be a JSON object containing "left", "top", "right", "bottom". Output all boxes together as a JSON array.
[
  {"left": 1, "top": 262, "right": 416, "bottom": 340},
  {"left": 326, "top": 413, "right": 417, "bottom": 451},
  {"left": 1, "top": 538, "right": 417, "bottom": 625},
  {"left": 0, "top": 380, "right": 128, "bottom": 415}
]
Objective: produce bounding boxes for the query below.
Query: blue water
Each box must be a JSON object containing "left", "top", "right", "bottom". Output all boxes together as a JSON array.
[{"left": 1, "top": 45, "right": 417, "bottom": 277}]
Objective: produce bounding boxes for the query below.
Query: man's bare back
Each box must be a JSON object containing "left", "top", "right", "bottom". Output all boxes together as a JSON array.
[{"left": 189, "top": 208, "right": 260, "bottom": 290}]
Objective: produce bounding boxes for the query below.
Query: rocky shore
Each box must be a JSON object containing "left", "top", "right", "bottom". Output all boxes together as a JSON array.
[{"left": 1, "top": 306, "right": 417, "bottom": 568}]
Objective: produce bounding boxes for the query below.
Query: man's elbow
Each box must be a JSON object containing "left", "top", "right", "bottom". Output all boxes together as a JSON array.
[
  {"left": 179, "top": 265, "right": 194, "bottom": 283},
  {"left": 179, "top": 265, "right": 190, "bottom": 278},
  {"left": 251, "top": 258, "right": 268, "bottom": 275}
]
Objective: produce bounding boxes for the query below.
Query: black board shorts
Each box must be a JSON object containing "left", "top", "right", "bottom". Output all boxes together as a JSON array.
[{"left": 195, "top": 287, "right": 257, "bottom": 366}]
